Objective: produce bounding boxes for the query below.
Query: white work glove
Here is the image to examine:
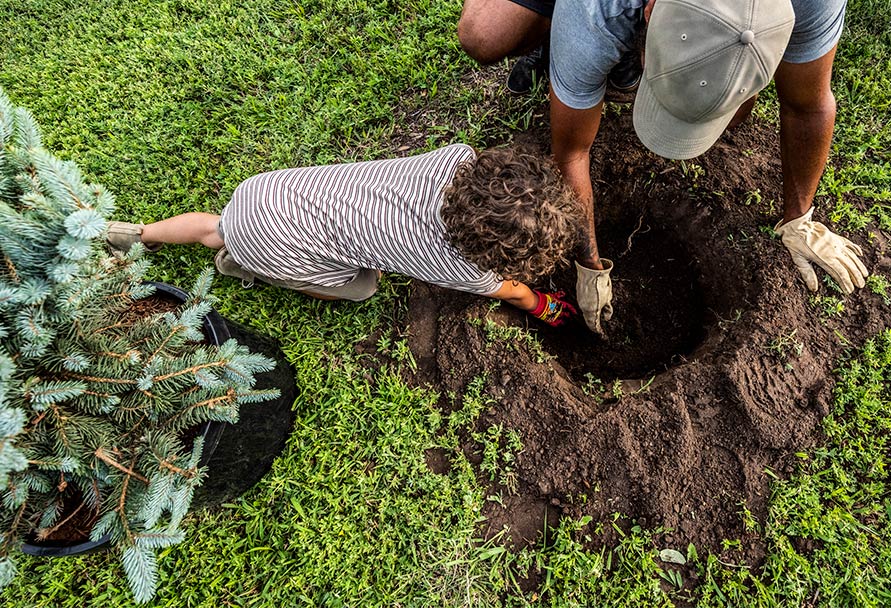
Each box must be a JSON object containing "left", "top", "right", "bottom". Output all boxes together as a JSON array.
[
  {"left": 575, "top": 259, "right": 613, "bottom": 333},
  {"left": 774, "top": 208, "right": 868, "bottom": 294}
]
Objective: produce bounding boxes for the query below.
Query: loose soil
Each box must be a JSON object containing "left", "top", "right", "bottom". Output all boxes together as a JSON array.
[{"left": 402, "top": 108, "right": 891, "bottom": 576}]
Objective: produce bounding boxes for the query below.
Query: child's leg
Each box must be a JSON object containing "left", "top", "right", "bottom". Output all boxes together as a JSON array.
[{"left": 142, "top": 213, "right": 224, "bottom": 249}]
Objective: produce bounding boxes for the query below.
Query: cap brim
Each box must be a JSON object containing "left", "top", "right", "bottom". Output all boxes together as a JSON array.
[{"left": 633, "top": 77, "right": 736, "bottom": 160}]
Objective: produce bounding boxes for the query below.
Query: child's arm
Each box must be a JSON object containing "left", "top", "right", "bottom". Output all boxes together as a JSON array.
[
  {"left": 490, "top": 281, "right": 577, "bottom": 327},
  {"left": 490, "top": 280, "right": 539, "bottom": 311}
]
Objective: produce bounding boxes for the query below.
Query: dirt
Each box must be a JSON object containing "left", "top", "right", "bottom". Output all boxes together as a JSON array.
[
  {"left": 402, "top": 107, "right": 891, "bottom": 571},
  {"left": 35, "top": 489, "right": 99, "bottom": 544}
]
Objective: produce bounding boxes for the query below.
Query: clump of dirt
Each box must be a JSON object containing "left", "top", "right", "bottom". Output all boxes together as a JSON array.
[{"left": 403, "top": 109, "right": 890, "bottom": 569}]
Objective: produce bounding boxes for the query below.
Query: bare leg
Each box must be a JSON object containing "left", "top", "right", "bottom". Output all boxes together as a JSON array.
[
  {"left": 141, "top": 212, "right": 224, "bottom": 249},
  {"left": 458, "top": 0, "right": 550, "bottom": 64},
  {"left": 727, "top": 94, "right": 758, "bottom": 129}
]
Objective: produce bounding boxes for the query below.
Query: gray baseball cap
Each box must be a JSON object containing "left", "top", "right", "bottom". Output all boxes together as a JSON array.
[{"left": 633, "top": 0, "right": 795, "bottom": 160}]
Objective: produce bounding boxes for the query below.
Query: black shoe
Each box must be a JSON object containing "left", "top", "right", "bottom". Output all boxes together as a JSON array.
[
  {"left": 608, "top": 49, "right": 642, "bottom": 92},
  {"left": 506, "top": 44, "right": 549, "bottom": 95}
]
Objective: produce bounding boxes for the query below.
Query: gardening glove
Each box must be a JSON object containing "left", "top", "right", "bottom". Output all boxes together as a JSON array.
[
  {"left": 529, "top": 290, "right": 578, "bottom": 327},
  {"left": 575, "top": 259, "right": 613, "bottom": 334},
  {"left": 774, "top": 208, "right": 868, "bottom": 295}
]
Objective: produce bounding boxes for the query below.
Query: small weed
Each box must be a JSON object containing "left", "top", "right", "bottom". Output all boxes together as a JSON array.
[
  {"left": 714, "top": 308, "right": 743, "bottom": 330},
  {"left": 823, "top": 274, "right": 844, "bottom": 294},
  {"left": 766, "top": 328, "right": 804, "bottom": 370},
  {"left": 870, "top": 204, "right": 891, "bottom": 231},
  {"left": 657, "top": 567, "right": 685, "bottom": 590},
  {"left": 473, "top": 302, "right": 553, "bottom": 364},
  {"left": 391, "top": 337, "right": 417, "bottom": 371},
  {"left": 679, "top": 160, "right": 705, "bottom": 188},
  {"left": 809, "top": 294, "right": 845, "bottom": 318},
  {"left": 610, "top": 379, "right": 625, "bottom": 400},
  {"left": 483, "top": 318, "right": 553, "bottom": 363},
  {"left": 742, "top": 189, "right": 762, "bottom": 206},
  {"left": 867, "top": 274, "right": 891, "bottom": 304},
  {"left": 582, "top": 373, "right": 605, "bottom": 402},
  {"left": 737, "top": 502, "right": 761, "bottom": 534},
  {"left": 828, "top": 199, "right": 873, "bottom": 232},
  {"left": 721, "top": 538, "right": 742, "bottom": 552},
  {"left": 449, "top": 374, "right": 496, "bottom": 431},
  {"left": 472, "top": 424, "right": 523, "bottom": 494},
  {"left": 727, "top": 230, "right": 754, "bottom": 249}
]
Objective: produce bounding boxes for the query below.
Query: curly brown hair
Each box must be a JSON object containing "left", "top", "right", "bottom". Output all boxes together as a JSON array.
[{"left": 440, "top": 147, "right": 581, "bottom": 284}]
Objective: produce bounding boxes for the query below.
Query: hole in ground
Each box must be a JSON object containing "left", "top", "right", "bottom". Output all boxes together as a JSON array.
[{"left": 537, "top": 208, "right": 707, "bottom": 383}]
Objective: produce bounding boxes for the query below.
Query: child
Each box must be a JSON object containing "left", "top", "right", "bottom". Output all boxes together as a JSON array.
[{"left": 107, "top": 144, "right": 580, "bottom": 325}]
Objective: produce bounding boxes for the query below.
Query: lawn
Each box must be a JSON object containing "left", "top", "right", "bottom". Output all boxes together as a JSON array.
[{"left": 0, "top": 0, "right": 889, "bottom": 606}]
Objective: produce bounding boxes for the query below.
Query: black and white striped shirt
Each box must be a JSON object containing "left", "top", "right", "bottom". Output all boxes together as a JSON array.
[{"left": 219, "top": 144, "right": 503, "bottom": 295}]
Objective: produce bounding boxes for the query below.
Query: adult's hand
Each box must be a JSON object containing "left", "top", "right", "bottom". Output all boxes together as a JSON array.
[
  {"left": 530, "top": 290, "right": 578, "bottom": 327},
  {"left": 774, "top": 208, "right": 868, "bottom": 294},
  {"left": 575, "top": 259, "right": 613, "bottom": 333}
]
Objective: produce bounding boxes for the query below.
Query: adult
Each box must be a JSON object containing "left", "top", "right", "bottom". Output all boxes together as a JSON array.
[
  {"left": 459, "top": 0, "right": 869, "bottom": 333},
  {"left": 457, "top": 0, "right": 641, "bottom": 95}
]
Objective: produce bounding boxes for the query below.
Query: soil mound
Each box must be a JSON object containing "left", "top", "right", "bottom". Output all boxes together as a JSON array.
[{"left": 404, "top": 111, "right": 890, "bottom": 568}]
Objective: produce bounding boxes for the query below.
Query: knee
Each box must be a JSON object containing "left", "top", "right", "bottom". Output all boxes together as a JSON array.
[{"left": 457, "top": 17, "right": 506, "bottom": 64}]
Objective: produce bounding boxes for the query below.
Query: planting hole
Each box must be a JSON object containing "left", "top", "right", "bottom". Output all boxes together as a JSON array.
[{"left": 537, "top": 209, "right": 708, "bottom": 384}]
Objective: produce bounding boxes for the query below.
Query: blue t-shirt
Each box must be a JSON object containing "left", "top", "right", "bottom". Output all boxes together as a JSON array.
[{"left": 550, "top": 0, "right": 847, "bottom": 110}]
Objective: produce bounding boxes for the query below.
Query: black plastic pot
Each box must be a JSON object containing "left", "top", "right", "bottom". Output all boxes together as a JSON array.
[{"left": 21, "top": 281, "right": 297, "bottom": 557}]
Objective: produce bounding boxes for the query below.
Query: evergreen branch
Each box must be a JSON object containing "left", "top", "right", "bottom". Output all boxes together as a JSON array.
[
  {"left": 84, "top": 389, "right": 113, "bottom": 398},
  {"left": 26, "top": 458, "right": 61, "bottom": 467},
  {"left": 95, "top": 448, "right": 149, "bottom": 483},
  {"left": 35, "top": 495, "right": 86, "bottom": 541},
  {"left": 94, "top": 321, "right": 127, "bottom": 335},
  {"left": 50, "top": 405, "right": 71, "bottom": 451},
  {"left": 62, "top": 182, "right": 85, "bottom": 210},
  {"left": 164, "top": 389, "right": 236, "bottom": 427},
  {"left": 26, "top": 410, "right": 47, "bottom": 430},
  {"left": 0, "top": 501, "right": 27, "bottom": 554},
  {"left": 65, "top": 373, "right": 137, "bottom": 385},
  {"left": 2, "top": 254, "right": 18, "bottom": 284},
  {"left": 117, "top": 460, "right": 134, "bottom": 543},
  {"left": 158, "top": 458, "right": 195, "bottom": 479},
  {"left": 146, "top": 325, "right": 186, "bottom": 363},
  {"left": 97, "top": 350, "right": 140, "bottom": 361},
  {"left": 104, "top": 289, "right": 135, "bottom": 301},
  {"left": 152, "top": 361, "right": 228, "bottom": 383},
  {"left": 189, "top": 391, "right": 236, "bottom": 412}
]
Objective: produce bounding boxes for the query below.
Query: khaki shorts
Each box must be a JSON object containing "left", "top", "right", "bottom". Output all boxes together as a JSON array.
[{"left": 261, "top": 269, "right": 380, "bottom": 302}]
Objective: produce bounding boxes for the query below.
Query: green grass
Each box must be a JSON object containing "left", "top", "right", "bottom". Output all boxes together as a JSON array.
[{"left": 1, "top": 0, "right": 891, "bottom": 605}]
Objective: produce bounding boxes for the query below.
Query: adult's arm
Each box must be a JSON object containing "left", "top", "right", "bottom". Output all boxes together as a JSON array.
[
  {"left": 772, "top": 45, "right": 868, "bottom": 293},
  {"left": 773, "top": 46, "right": 838, "bottom": 222},
  {"left": 550, "top": 86, "right": 605, "bottom": 269}
]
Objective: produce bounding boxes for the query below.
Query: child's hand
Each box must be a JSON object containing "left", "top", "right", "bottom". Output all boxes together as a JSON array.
[{"left": 530, "top": 290, "right": 578, "bottom": 327}]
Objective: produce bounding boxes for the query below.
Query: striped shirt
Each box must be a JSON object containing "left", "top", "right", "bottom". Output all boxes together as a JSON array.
[{"left": 219, "top": 144, "right": 503, "bottom": 295}]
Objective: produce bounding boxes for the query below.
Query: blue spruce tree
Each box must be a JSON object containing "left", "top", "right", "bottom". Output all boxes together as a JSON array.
[{"left": 0, "top": 88, "right": 279, "bottom": 602}]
